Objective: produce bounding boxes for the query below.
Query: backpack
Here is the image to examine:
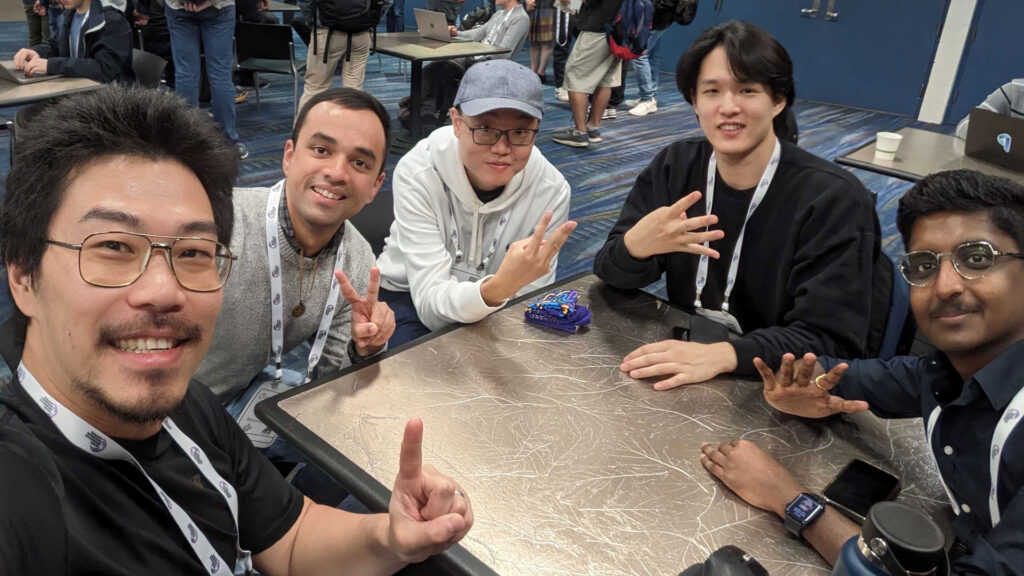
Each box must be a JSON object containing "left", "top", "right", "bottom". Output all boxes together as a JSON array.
[
  {"left": 604, "top": 0, "right": 654, "bottom": 61},
  {"left": 652, "top": 0, "right": 696, "bottom": 30},
  {"left": 310, "top": 0, "right": 383, "bottom": 62},
  {"left": 314, "top": 0, "right": 383, "bottom": 33},
  {"left": 460, "top": 5, "right": 494, "bottom": 31}
]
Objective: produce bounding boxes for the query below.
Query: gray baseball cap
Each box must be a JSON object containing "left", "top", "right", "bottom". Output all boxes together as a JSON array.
[{"left": 453, "top": 60, "right": 544, "bottom": 120}]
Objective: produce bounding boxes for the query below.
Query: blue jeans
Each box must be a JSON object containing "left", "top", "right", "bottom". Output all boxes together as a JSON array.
[
  {"left": 165, "top": 4, "right": 239, "bottom": 142},
  {"left": 632, "top": 28, "right": 664, "bottom": 102},
  {"left": 426, "top": 0, "right": 459, "bottom": 24},
  {"left": 379, "top": 288, "right": 432, "bottom": 348},
  {"left": 386, "top": 0, "right": 405, "bottom": 32},
  {"left": 47, "top": 6, "right": 64, "bottom": 38}
]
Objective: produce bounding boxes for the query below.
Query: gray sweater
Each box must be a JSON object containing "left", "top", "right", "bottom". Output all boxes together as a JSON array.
[
  {"left": 458, "top": 5, "right": 530, "bottom": 61},
  {"left": 956, "top": 78, "right": 1024, "bottom": 139},
  {"left": 195, "top": 184, "right": 375, "bottom": 400}
]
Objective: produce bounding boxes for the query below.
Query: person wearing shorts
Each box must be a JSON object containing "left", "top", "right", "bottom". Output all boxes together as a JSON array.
[{"left": 550, "top": 0, "right": 622, "bottom": 148}]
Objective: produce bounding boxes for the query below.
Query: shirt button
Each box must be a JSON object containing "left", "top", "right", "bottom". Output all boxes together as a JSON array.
[
  {"left": 961, "top": 503, "right": 971, "bottom": 514},
  {"left": 944, "top": 446, "right": 954, "bottom": 455}
]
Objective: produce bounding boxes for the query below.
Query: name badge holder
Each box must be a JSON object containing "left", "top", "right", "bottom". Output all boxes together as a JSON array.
[
  {"left": 16, "top": 364, "right": 252, "bottom": 576},
  {"left": 692, "top": 138, "right": 782, "bottom": 335},
  {"left": 925, "top": 385, "right": 1024, "bottom": 526},
  {"left": 436, "top": 166, "right": 511, "bottom": 281}
]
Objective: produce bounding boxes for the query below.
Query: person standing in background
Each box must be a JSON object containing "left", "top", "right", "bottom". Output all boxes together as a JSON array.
[{"left": 526, "top": 0, "right": 554, "bottom": 84}]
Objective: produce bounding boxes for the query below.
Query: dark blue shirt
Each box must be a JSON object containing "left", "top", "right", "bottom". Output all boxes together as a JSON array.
[{"left": 824, "top": 340, "right": 1024, "bottom": 576}]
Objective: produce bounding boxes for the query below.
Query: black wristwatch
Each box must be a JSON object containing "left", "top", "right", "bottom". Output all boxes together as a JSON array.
[{"left": 784, "top": 493, "right": 826, "bottom": 538}]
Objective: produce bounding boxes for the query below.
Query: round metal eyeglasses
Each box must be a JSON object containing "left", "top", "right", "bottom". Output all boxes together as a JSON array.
[{"left": 899, "top": 240, "right": 1024, "bottom": 287}]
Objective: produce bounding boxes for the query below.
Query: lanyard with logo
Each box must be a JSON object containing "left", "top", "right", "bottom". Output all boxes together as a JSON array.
[
  {"left": 16, "top": 364, "right": 251, "bottom": 576},
  {"left": 265, "top": 181, "right": 345, "bottom": 383},
  {"left": 693, "top": 137, "right": 781, "bottom": 333},
  {"left": 925, "top": 384, "right": 1024, "bottom": 526},
  {"left": 434, "top": 165, "right": 511, "bottom": 279}
]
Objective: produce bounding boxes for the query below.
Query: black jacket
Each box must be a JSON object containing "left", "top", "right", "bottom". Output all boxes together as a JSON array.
[
  {"left": 32, "top": 0, "right": 134, "bottom": 83},
  {"left": 594, "top": 138, "right": 881, "bottom": 376}
]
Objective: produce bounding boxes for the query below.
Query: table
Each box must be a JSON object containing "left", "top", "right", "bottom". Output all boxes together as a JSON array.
[
  {"left": 0, "top": 75, "right": 101, "bottom": 108},
  {"left": 835, "top": 126, "right": 1024, "bottom": 185},
  {"left": 266, "top": 0, "right": 301, "bottom": 12},
  {"left": 257, "top": 274, "right": 950, "bottom": 576},
  {"left": 372, "top": 32, "right": 509, "bottom": 146}
]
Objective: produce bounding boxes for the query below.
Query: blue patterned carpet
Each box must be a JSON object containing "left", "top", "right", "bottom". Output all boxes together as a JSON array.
[{"left": 0, "top": 20, "right": 955, "bottom": 322}]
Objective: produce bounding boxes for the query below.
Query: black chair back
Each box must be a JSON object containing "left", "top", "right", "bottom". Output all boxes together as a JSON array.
[
  {"left": 348, "top": 186, "right": 395, "bottom": 257},
  {"left": 132, "top": 49, "right": 168, "bottom": 89},
  {"left": 235, "top": 21, "right": 294, "bottom": 62}
]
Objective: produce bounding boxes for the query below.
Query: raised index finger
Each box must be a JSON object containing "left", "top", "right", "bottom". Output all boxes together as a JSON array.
[
  {"left": 528, "top": 211, "right": 553, "bottom": 254},
  {"left": 397, "top": 418, "right": 424, "bottom": 483},
  {"left": 365, "top": 266, "right": 380, "bottom": 308},
  {"left": 669, "top": 191, "right": 703, "bottom": 218},
  {"left": 334, "top": 269, "right": 362, "bottom": 305}
]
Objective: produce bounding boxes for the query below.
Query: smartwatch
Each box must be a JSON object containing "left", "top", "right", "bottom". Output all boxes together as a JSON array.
[{"left": 784, "top": 493, "right": 826, "bottom": 538}]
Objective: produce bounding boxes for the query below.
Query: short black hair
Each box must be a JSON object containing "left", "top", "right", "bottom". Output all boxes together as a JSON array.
[
  {"left": 676, "top": 20, "right": 796, "bottom": 141},
  {"left": 291, "top": 87, "right": 392, "bottom": 175},
  {"left": 0, "top": 85, "right": 238, "bottom": 283},
  {"left": 897, "top": 169, "right": 1024, "bottom": 251}
]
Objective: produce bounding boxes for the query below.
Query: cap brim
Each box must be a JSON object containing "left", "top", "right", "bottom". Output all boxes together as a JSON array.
[{"left": 458, "top": 97, "right": 543, "bottom": 120}]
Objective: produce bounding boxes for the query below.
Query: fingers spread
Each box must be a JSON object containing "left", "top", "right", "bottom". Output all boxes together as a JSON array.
[
  {"left": 754, "top": 357, "right": 776, "bottom": 391},
  {"left": 528, "top": 211, "right": 554, "bottom": 254},
  {"left": 366, "top": 266, "right": 380, "bottom": 307},
  {"left": 541, "top": 220, "right": 577, "bottom": 261},
  {"left": 777, "top": 353, "right": 796, "bottom": 387},
  {"left": 794, "top": 353, "right": 817, "bottom": 388},
  {"left": 670, "top": 191, "right": 703, "bottom": 217}
]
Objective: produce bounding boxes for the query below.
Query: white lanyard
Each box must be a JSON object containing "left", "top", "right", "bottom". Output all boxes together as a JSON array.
[
  {"left": 925, "top": 384, "right": 1024, "bottom": 526},
  {"left": 16, "top": 364, "right": 251, "bottom": 576},
  {"left": 265, "top": 180, "right": 346, "bottom": 383},
  {"left": 436, "top": 166, "right": 511, "bottom": 271},
  {"left": 483, "top": 7, "right": 513, "bottom": 46},
  {"left": 694, "top": 138, "right": 781, "bottom": 311}
]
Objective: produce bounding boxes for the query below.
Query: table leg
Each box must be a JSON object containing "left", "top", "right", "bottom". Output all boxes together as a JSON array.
[{"left": 409, "top": 60, "right": 423, "bottom": 140}]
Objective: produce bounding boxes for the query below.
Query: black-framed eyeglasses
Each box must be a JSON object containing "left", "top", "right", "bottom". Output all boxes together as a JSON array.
[
  {"left": 899, "top": 240, "right": 1024, "bottom": 287},
  {"left": 46, "top": 231, "right": 236, "bottom": 292},
  {"left": 461, "top": 120, "right": 539, "bottom": 147}
]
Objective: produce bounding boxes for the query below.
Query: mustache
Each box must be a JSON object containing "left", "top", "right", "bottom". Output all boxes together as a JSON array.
[
  {"left": 929, "top": 300, "right": 980, "bottom": 318},
  {"left": 96, "top": 314, "right": 204, "bottom": 345}
]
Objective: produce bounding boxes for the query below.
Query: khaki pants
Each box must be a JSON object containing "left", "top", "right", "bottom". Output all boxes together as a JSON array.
[{"left": 299, "top": 28, "right": 371, "bottom": 113}]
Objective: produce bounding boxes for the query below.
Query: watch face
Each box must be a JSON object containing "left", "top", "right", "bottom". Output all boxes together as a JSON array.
[{"left": 787, "top": 494, "right": 822, "bottom": 523}]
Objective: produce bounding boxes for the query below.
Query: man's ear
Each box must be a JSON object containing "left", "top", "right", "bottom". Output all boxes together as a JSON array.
[
  {"left": 771, "top": 94, "right": 787, "bottom": 119},
  {"left": 282, "top": 139, "right": 295, "bottom": 176},
  {"left": 7, "top": 264, "right": 39, "bottom": 320},
  {"left": 370, "top": 171, "right": 386, "bottom": 202}
]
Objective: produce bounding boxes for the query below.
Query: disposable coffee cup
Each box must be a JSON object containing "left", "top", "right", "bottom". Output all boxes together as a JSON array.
[{"left": 874, "top": 132, "right": 903, "bottom": 161}]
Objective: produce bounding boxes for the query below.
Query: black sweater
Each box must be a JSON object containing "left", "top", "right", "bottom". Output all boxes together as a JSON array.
[{"left": 594, "top": 138, "right": 881, "bottom": 376}]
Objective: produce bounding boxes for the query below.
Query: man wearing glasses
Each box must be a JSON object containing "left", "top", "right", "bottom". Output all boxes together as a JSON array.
[
  {"left": 377, "top": 59, "right": 576, "bottom": 347},
  {"left": 698, "top": 170, "right": 1024, "bottom": 575},
  {"left": 0, "top": 86, "right": 473, "bottom": 575}
]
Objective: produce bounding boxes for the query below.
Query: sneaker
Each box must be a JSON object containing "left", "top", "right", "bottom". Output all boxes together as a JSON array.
[
  {"left": 551, "top": 128, "right": 589, "bottom": 147},
  {"left": 235, "top": 90, "right": 249, "bottom": 104},
  {"left": 628, "top": 98, "right": 658, "bottom": 117},
  {"left": 236, "top": 143, "right": 249, "bottom": 160},
  {"left": 555, "top": 87, "right": 569, "bottom": 102},
  {"left": 586, "top": 125, "right": 602, "bottom": 143},
  {"left": 624, "top": 99, "right": 641, "bottom": 108},
  {"left": 601, "top": 107, "right": 617, "bottom": 120}
]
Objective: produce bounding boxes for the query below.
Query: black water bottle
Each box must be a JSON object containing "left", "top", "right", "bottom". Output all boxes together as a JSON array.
[{"left": 831, "top": 501, "right": 948, "bottom": 576}]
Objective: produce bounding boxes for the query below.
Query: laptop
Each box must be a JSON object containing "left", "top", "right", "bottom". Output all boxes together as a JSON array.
[
  {"left": 414, "top": 8, "right": 468, "bottom": 43},
  {"left": 965, "top": 107, "right": 1024, "bottom": 172},
  {"left": 0, "top": 61, "right": 63, "bottom": 85}
]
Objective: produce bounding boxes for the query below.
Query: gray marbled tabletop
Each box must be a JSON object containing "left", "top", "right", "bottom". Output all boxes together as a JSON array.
[{"left": 279, "top": 275, "right": 949, "bottom": 576}]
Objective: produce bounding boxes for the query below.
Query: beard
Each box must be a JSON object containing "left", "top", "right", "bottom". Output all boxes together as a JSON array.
[
  {"left": 76, "top": 367, "right": 187, "bottom": 426},
  {"left": 80, "top": 313, "right": 204, "bottom": 427}
]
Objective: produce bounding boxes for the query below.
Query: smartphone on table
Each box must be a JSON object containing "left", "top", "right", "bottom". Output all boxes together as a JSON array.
[{"left": 822, "top": 459, "right": 901, "bottom": 524}]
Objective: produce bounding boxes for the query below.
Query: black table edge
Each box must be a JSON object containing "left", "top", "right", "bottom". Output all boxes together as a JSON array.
[{"left": 834, "top": 154, "right": 923, "bottom": 182}]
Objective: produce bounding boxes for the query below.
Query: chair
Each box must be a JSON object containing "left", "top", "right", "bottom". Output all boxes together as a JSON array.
[
  {"left": 347, "top": 185, "right": 394, "bottom": 257},
  {"left": 132, "top": 49, "right": 168, "bottom": 89},
  {"left": 234, "top": 21, "right": 306, "bottom": 118}
]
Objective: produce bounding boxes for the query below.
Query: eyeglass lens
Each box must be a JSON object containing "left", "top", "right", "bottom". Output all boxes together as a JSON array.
[
  {"left": 901, "top": 242, "right": 997, "bottom": 285},
  {"left": 471, "top": 127, "right": 536, "bottom": 146},
  {"left": 79, "top": 232, "right": 231, "bottom": 291}
]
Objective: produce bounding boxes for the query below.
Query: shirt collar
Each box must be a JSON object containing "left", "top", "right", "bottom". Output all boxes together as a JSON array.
[
  {"left": 929, "top": 339, "right": 1024, "bottom": 410},
  {"left": 278, "top": 182, "right": 344, "bottom": 257}
]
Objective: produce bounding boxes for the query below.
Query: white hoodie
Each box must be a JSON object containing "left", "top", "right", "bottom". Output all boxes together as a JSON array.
[{"left": 377, "top": 125, "right": 571, "bottom": 331}]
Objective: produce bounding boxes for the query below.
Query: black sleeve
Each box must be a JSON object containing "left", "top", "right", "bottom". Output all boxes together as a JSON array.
[
  {"left": 47, "top": 9, "right": 134, "bottom": 82},
  {"left": 0, "top": 426, "right": 68, "bottom": 575},
  {"left": 730, "top": 175, "right": 878, "bottom": 374},
  {"left": 594, "top": 143, "right": 700, "bottom": 289},
  {"left": 31, "top": 35, "right": 60, "bottom": 58},
  {"left": 195, "top": 386, "right": 305, "bottom": 555}
]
